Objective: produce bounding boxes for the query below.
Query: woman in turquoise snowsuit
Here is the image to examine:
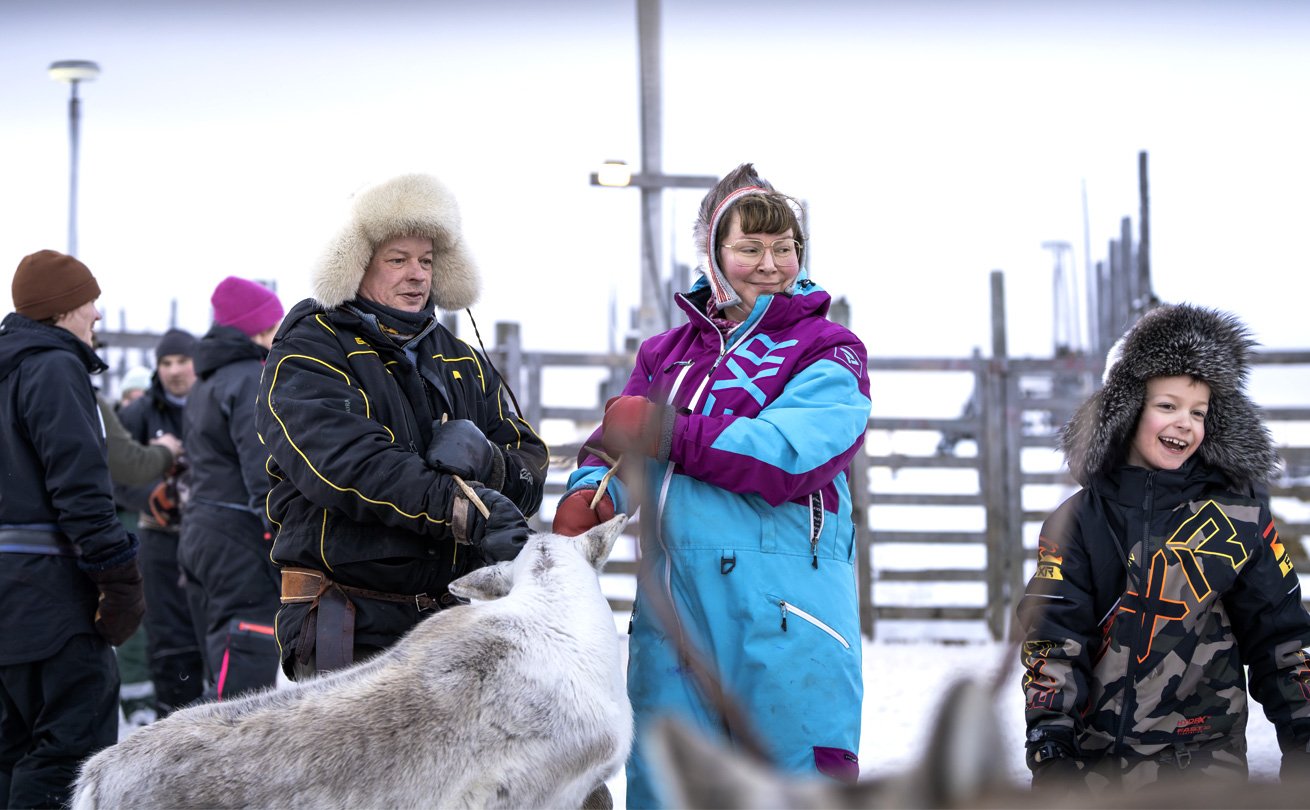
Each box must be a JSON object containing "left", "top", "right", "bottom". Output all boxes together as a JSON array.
[{"left": 552, "top": 164, "right": 872, "bottom": 808}]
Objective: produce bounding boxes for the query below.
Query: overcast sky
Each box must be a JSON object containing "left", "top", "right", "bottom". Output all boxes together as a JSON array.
[{"left": 3, "top": 0, "right": 1307, "bottom": 372}]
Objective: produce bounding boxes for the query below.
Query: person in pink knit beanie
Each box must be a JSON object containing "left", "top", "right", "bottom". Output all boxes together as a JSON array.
[{"left": 179, "top": 275, "right": 285, "bottom": 701}]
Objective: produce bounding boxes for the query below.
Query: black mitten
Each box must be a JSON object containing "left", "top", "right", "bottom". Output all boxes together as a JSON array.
[
  {"left": 426, "top": 418, "right": 503, "bottom": 488},
  {"left": 87, "top": 560, "right": 146, "bottom": 646},
  {"left": 450, "top": 484, "right": 530, "bottom": 563},
  {"left": 1026, "top": 727, "right": 1080, "bottom": 791}
]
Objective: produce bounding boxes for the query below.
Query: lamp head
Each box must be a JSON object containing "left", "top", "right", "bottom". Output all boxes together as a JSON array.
[{"left": 48, "top": 60, "right": 100, "bottom": 83}]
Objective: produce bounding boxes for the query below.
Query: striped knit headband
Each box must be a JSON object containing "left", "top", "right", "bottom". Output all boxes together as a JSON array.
[{"left": 703, "top": 185, "right": 771, "bottom": 311}]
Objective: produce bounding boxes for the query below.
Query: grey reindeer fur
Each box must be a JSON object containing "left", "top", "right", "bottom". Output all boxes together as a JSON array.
[{"left": 71, "top": 517, "right": 633, "bottom": 810}]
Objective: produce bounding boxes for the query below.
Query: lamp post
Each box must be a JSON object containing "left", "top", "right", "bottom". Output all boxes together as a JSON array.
[
  {"left": 591, "top": 0, "right": 719, "bottom": 339},
  {"left": 48, "top": 59, "right": 100, "bottom": 257}
]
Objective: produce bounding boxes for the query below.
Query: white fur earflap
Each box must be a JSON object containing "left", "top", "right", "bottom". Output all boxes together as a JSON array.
[{"left": 312, "top": 173, "right": 480, "bottom": 311}]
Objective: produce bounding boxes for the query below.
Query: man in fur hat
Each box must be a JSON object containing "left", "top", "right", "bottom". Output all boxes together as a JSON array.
[
  {"left": 0, "top": 250, "right": 146, "bottom": 808},
  {"left": 1018, "top": 304, "right": 1310, "bottom": 795},
  {"left": 255, "top": 173, "right": 547, "bottom": 678}
]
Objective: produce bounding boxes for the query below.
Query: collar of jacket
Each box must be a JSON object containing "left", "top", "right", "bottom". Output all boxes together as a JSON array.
[
  {"left": 194, "top": 323, "right": 268, "bottom": 379},
  {"left": 337, "top": 303, "right": 442, "bottom": 364},
  {"left": 0, "top": 312, "right": 107, "bottom": 383},
  {"left": 1092, "top": 456, "right": 1228, "bottom": 511},
  {"left": 675, "top": 273, "right": 831, "bottom": 339}
]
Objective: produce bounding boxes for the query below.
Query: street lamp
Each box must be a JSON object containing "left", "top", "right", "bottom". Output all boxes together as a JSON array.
[
  {"left": 589, "top": 162, "right": 718, "bottom": 338},
  {"left": 48, "top": 59, "right": 100, "bottom": 257}
]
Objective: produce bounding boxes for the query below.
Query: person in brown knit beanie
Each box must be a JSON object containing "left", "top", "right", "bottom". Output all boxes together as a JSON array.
[
  {"left": 1, "top": 249, "right": 145, "bottom": 808},
  {"left": 11, "top": 249, "right": 102, "bottom": 321}
]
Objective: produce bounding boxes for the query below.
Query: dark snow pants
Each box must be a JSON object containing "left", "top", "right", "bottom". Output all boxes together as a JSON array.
[
  {"left": 178, "top": 504, "right": 281, "bottom": 701},
  {"left": 0, "top": 633, "right": 118, "bottom": 809},
  {"left": 138, "top": 526, "right": 205, "bottom": 712}
]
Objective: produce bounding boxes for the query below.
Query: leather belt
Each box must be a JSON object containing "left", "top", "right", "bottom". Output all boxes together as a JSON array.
[
  {"left": 280, "top": 567, "right": 450, "bottom": 612},
  {"left": 281, "top": 567, "right": 460, "bottom": 675}
]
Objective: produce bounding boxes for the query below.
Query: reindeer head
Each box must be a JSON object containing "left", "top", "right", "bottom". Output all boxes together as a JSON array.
[{"left": 448, "top": 515, "right": 628, "bottom": 602}]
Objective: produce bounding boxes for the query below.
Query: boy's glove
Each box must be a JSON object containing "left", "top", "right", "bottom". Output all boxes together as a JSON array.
[
  {"left": 552, "top": 489, "right": 616, "bottom": 536},
  {"left": 1026, "top": 728, "right": 1079, "bottom": 790},
  {"left": 426, "top": 418, "right": 503, "bottom": 488},
  {"left": 87, "top": 560, "right": 146, "bottom": 646},
  {"left": 451, "top": 484, "right": 530, "bottom": 563},
  {"left": 1281, "top": 738, "right": 1310, "bottom": 782},
  {"left": 601, "top": 396, "right": 670, "bottom": 460}
]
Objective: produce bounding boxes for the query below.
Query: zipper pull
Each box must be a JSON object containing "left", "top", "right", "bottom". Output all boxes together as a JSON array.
[
  {"left": 811, "top": 538, "right": 820, "bottom": 569},
  {"left": 780, "top": 601, "right": 789, "bottom": 632}
]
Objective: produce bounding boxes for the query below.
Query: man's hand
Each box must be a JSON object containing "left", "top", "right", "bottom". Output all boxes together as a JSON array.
[
  {"left": 426, "top": 418, "right": 502, "bottom": 487},
  {"left": 451, "top": 485, "right": 530, "bottom": 563},
  {"left": 150, "top": 433, "right": 183, "bottom": 460},
  {"left": 87, "top": 560, "right": 145, "bottom": 646}
]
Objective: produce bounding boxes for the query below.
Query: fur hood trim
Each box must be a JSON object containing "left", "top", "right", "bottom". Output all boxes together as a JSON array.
[
  {"left": 312, "top": 173, "right": 479, "bottom": 311},
  {"left": 1060, "top": 303, "right": 1278, "bottom": 487},
  {"left": 693, "top": 163, "right": 806, "bottom": 312}
]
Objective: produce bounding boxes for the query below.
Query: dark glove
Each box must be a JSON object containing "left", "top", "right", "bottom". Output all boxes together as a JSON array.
[
  {"left": 426, "top": 418, "right": 503, "bottom": 488},
  {"left": 1280, "top": 739, "right": 1310, "bottom": 782},
  {"left": 148, "top": 479, "right": 181, "bottom": 527},
  {"left": 451, "top": 484, "right": 530, "bottom": 563},
  {"left": 87, "top": 560, "right": 146, "bottom": 646},
  {"left": 552, "top": 488, "right": 616, "bottom": 536},
  {"left": 600, "top": 396, "right": 669, "bottom": 460},
  {"left": 1026, "top": 728, "right": 1079, "bottom": 791}
]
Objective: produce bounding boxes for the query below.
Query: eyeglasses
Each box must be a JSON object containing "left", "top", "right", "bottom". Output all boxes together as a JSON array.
[{"left": 721, "top": 238, "right": 801, "bottom": 267}]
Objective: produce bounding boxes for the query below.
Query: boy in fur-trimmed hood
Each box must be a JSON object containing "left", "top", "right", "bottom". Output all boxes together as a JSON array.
[
  {"left": 1018, "top": 303, "right": 1310, "bottom": 797},
  {"left": 254, "top": 173, "right": 548, "bottom": 679}
]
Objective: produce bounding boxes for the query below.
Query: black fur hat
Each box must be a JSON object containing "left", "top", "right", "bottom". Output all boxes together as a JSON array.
[{"left": 1060, "top": 303, "right": 1278, "bottom": 487}]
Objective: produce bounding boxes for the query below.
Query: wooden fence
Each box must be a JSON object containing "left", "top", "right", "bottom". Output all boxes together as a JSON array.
[
  {"left": 481, "top": 272, "right": 1310, "bottom": 642},
  {"left": 97, "top": 274, "right": 1310, "bottom": 641}
]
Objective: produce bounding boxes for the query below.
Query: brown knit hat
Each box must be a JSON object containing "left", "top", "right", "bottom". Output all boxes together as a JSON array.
[{"left": 12, "top": 250, "right": 101, "bottom": 321}]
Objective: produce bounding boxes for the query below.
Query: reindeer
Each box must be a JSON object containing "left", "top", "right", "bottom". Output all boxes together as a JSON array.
[
  {"left": 71, "top": 516, "right": 632, "bottom": 809},
  {"left": 645, "top": 669, "right": 1310, "bottom": 810}
]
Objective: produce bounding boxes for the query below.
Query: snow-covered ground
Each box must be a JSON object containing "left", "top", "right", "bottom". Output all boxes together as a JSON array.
[{"left": 604, "top": 630, "right": 1284, "bottom": 806}]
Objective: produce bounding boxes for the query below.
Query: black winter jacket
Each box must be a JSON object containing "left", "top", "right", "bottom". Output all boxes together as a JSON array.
[
  {"left": 256, "top": 299, "right": 547, "bottom": 651},
  {"left": 0, "top": 313, "right": 137, "bottom": 664},
  {"left": 1019, "top": 458, "right": 1310, "bottom": 770},
  {"left": 184, "top": 324, "right": 271, "bottom": 519},
  {"left": 116, "top": 374, "right": 187, "bottom": 529}
]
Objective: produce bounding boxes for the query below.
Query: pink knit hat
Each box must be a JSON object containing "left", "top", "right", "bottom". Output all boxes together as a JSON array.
[{"left": 211, "top": 276, "right": 284, "bottom": 337}]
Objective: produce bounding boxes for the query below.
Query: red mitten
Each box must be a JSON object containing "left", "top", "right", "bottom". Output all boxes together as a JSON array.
[
  {"left": 552, "top": 489, "right": 617, "bottom": 536},
  {"left": 601, "top": 396, "right": 662, "bottom": 458}
]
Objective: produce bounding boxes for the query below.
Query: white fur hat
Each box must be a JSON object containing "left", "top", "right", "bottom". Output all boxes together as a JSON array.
[{"left": 312, "top": 173, "right": 479, "bottom": 311}]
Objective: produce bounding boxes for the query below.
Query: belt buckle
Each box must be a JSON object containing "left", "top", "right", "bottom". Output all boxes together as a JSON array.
[{"left": 415, "top": 592, "right": 433, "bottom": 612}]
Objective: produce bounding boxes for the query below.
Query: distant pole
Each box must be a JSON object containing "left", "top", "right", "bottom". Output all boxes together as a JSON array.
[
  {"left": 636, "top": 0, "right": 667, "bottom": 337},
  {"left": 1136, "top": 150, "right": 1152, "bottom": 310},
  {"left": 48, "top": 60, "right": 100, "bottom": 257}
]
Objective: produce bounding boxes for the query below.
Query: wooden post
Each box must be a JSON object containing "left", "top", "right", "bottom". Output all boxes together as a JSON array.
[
  {"left": 1137, "top": 150, "right": 1151, "bottom": 308},
  {"left": 983, "top": 271, "right": 1011, "bottom": 641},
  {"left": 494, "top": 322, "right": 531, "bottom": 425},
  {"left": 1119, "top": 217, "right": 1135, "bottom": 330}
]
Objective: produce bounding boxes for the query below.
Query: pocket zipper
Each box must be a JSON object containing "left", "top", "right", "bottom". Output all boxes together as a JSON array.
[{"left": 777, "top": 599, "right": 851, "bottom": 649}]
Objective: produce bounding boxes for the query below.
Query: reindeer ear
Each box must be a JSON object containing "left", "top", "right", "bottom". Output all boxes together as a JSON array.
[
  {"left": 580, "top": 514, "right": 628, "bottom": 570},
  {"left": 448, "top": 561, "right": 513, "bottom": 601}
]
